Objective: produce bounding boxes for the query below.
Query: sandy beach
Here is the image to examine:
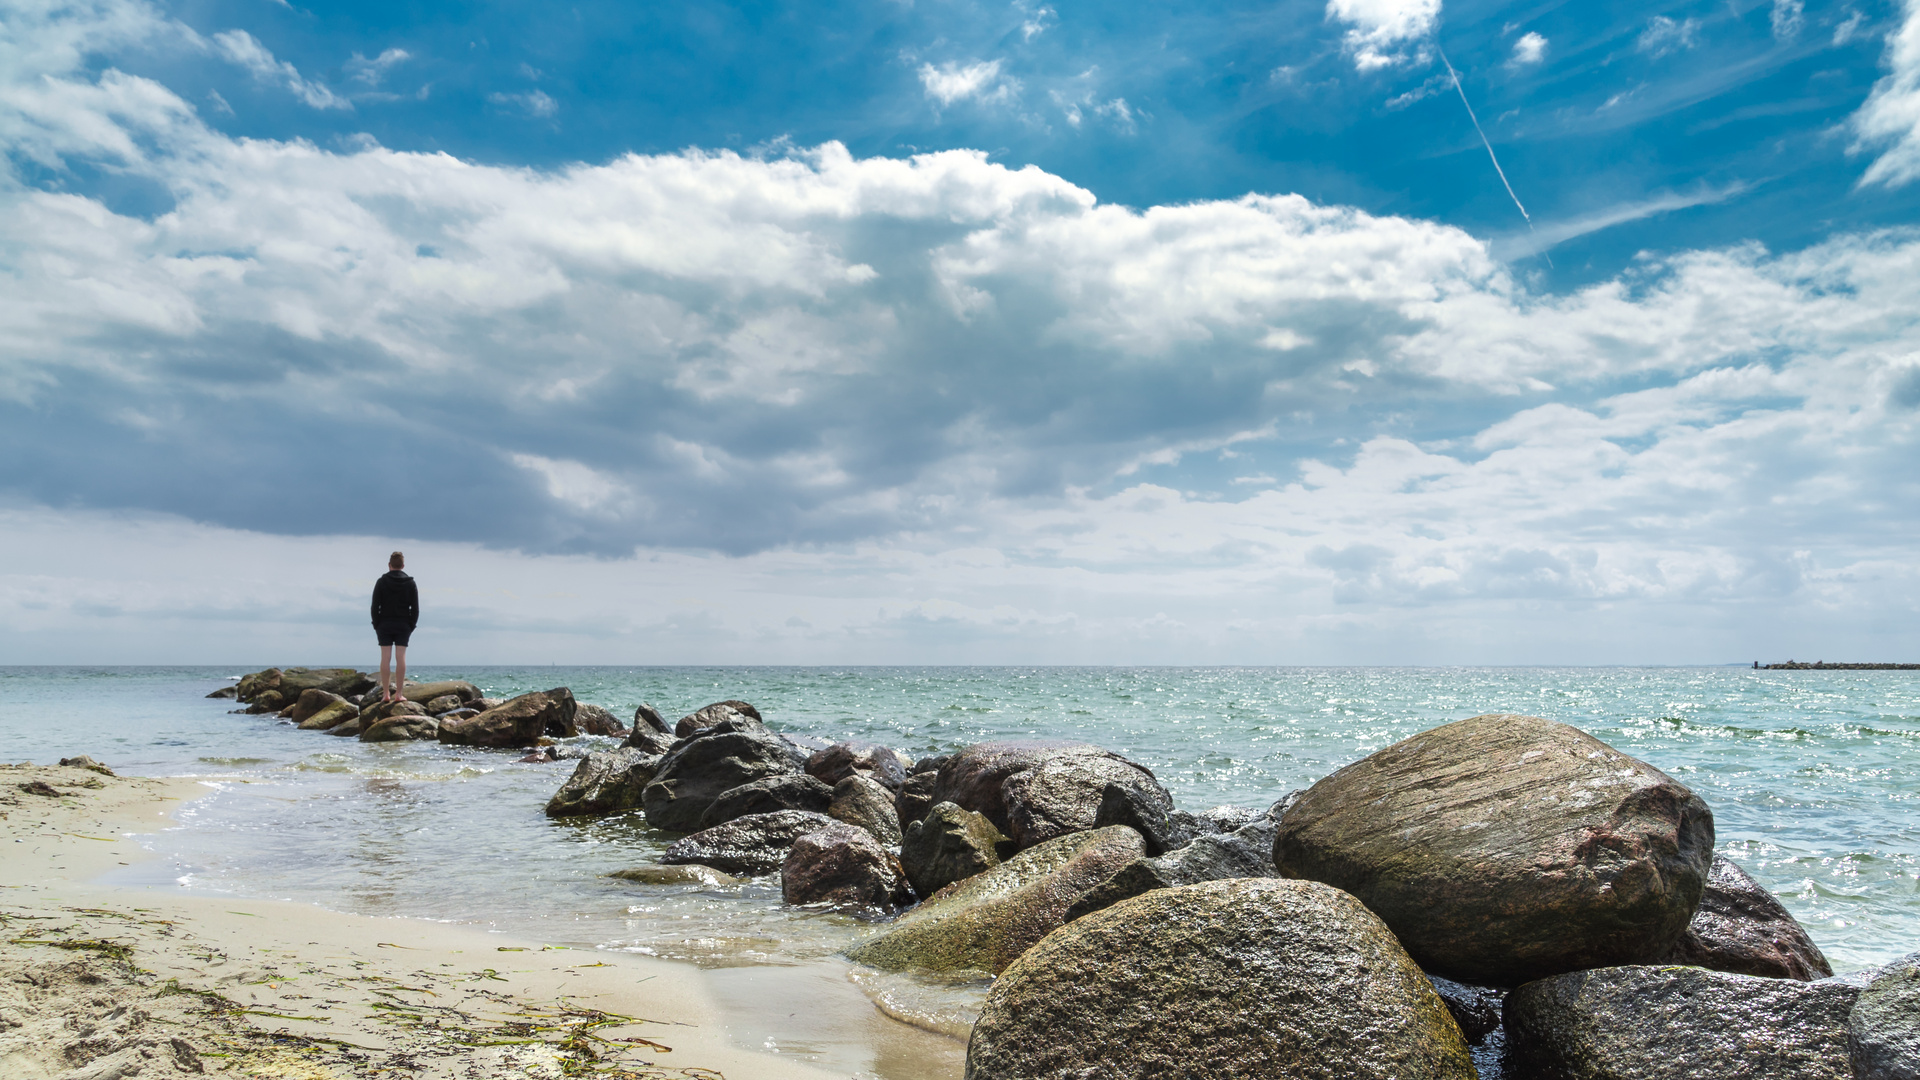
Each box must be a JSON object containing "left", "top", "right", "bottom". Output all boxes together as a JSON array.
[{"left": 0, "top": 760, "right": 899, "bottom": 1080}]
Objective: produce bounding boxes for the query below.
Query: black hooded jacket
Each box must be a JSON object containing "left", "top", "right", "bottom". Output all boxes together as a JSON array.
[{"left": 371, "top": 570, "right": 419, "bottom": 629}]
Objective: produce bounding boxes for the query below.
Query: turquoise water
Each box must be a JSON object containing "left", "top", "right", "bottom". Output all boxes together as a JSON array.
[{"left": 2, "top": 666, "right": 1916, "bottom": 1057}]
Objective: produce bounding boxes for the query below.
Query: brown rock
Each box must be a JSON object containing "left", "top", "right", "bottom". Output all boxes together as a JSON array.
[
  {"left": 286, "top": 689, "right": 347, "bottom": 725},
  {"left": 1273, "top": 713, "right": 1714, "bottom": 986},
  {"left": 297, "top": 699, "right": 360, "bottom": 731},
  {"left": 829, "top": 773, "right": 903, "bottom": 846},
  {"left": 674, "top": 700, "right": 763, "bottom": 738},
  {"left": 573, "top": 703, "right": 625, "bottom": 736},
  {"left": 360, "top": 712, "right": 439, "bottom": 742},
  {"left": 900, "top": 801, "right": 1015, "bottom": 899},
  {"left": 806, "top": 741, "right": 910, "bottom": 791},
  {"left": 1658, "top": 855, "right": 1832, "bottom": 980},
  {"left": 896, "top": 770, "right": 939, "bottom": 827},
  {"left": 781, "top": 822, "right": 912, "bottom": 911},
  {"left": 437, "top": 688, "right": 578, "bottom": 748}
]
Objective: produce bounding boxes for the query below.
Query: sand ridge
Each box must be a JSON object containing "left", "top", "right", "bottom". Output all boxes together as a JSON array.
[{"left": 0, "top": 762, "right": 843, "bottom": 1080}]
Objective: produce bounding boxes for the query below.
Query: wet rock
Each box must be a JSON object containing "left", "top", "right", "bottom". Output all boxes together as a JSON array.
[
  {"left": 899, "top": 802, "right": 1016, "bottom": 899},
  {"left": 632, "top": 703, "right": 670, "bottom": 734},
  {"left": 782, "top": 822, "right": 912, "bottom": 911},
  {"left": 674, "top": 700, "right": 763, "bottom": 738},
  {"left": 397, "top": 680, "right": 482, "bottom": 706},
  {"left": 1851, "top": 953, "right": 1920, "bottom": 1080},
  {"left": 545, "top": 748, "right": 665, "bottom": 817},
  {"left": 697, "top": 774, "right": 835, "bottom": 829},
  {"left": 1091, "top": 780, "right": 1184, "bottom": 855},
  {"left": 660, "top": 810, "right": 836, "bottom": 876},
  {"left": 806, "top": 741, "right": 911, "bottom": 792},
  {"left": 327, "top": 716, "right": 365, "bottom": 737},
  {"left": 206, "top": 685, "right": 238, "bottom": 699},
  {"left": 277, "top": 667, "right": 377, "bottom": 699},
  {"left": 423, "top": 694, "right": 464, "bottom": 716},
  {"left": 435, "top": 707, "right": 479, "bottom": 725},
  {"left": 297, "top": 698, "right": 360, "bottom": 731},
  {"left": 286, "top": 689, "right": 348, "bottom": 726},
  {"left": 1658, "top": 855, "right": 1832, "bottom": 980},
  {"left": 243, "top": 690, "right": 285, "bottom": 715},
  {"left": 360, "top": 711, "right": 439, "bottom": 742},
  {"left": 642, "top": 730, "right": 809, "bottom": 832},
  {"left": 1429, "top": 975, "right": 1505, "bottom": 1044},
  {"left": 896, "top": 771, "right": 940, "bottom": 828},
  {"left": 624, "top": 727, "right": 674, "bottom": 755},
  {"left": 934, "top": 742, "right": 1171, "bottom": 851},
  {"left": 1273, "top": 713, "right": 1715, "bottom": 985},
  {"left": 829, "top": 773, "right": 903, "bottom": 847},
  {"left": 608, "top": 864, "right": 740, "bottom": 886},
  {"left": 437, "top": 688, "right": 578, "bottom": 748},
  {"left": 573, "top": 703, "right": 625, "bottom": 736},
  {"left": 1505, "top": 964, "right": 1858, "bottom": 1079},
  {"left": 965, "top": 878, "right": 1475, "bottom": 1080},
  {"left": 57, "top": 755, "right": 115, "bottom": 776},
  {"left": 235, "top": 668, "right": 282, "bottom": 702},
  {"left": 1065, "top": 815, "right": 1279, "bottom": 921},
  {"left": 846, "top": 825, "right": 1145, "bottom": 976}
]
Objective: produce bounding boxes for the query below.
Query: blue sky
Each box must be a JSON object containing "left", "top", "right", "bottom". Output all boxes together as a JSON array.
[{"left": 3, "top": 0, "right": 1920, "bottom": 664}]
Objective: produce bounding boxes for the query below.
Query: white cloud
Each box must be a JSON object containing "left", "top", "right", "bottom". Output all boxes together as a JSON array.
[
  {"left": 346, "top": 47, "right": 411, "bottom": 87},
  {"left": 211, "top": 29, "right": 350, "bottom": 110},
  {"left": 1835, "top": 10, "right": 1866, "bottom": 45},
  {"left": 488, "top": 88, "right": 557, "bottom": 117},
  {"left": 1637, "top": 15, "right": 1700, "bottom": 58},
  {"left": 1852, "top": 0, "right": 1920, "bottom": 187},
  {"left": 1325, "top": 0, "right": 1442, "bottom": 71},
  {"left": 1508, "top": 31, "right": 1547, "bottom": 68},
  {"left": 510, "top": 453, "right": 633, "bottom": 514},
  {"left": 1771, "top": 0, "right": 1806, "bottom": 41},
  {"left": 918, "top": 59, "right": 1013, "bottom": 106},
  {"left": 1017, "top": 2, "right": 1056, "bottom": 41}
]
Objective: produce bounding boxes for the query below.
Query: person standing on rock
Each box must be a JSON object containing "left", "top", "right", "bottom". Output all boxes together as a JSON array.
[{"left": 371, "top": 551, "right": 419, "bottom": 704}]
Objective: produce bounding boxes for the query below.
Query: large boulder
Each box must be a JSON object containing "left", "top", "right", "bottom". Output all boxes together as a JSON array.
[
  {"left": 398, "top": 680, "right": 482, "bottom": 706},
  {"left": 285, "top": 689, "right": 346, "bottom": 726},
  {"left": 1273, "top": 713, "right": 1715, "bottom": 985},
  {"left": 278, "top": 667, "right": 376, "bottom": 699},
  {"left": 1658, "top": 855, "right": 1832, "bottom": 980},
  {"left": 1064, "top": 814, "right": 1279, "bottom": 921},
  {"left": 933, "top": 742, "right": 1171, "bottom": 850},
  {"left": 1851, "top": 953, "right": 1920, "bottom": 1080},
  {"left": 829, "top": 773, "right": 902, "bottom": 846},
  {"left": 573, "top": 703, "right": 625, "bottom": 737},
  {"left": 244, "top": 690, "right": 285, "bottom": 714},
  {"left": 437, "top": 688, "right": 578, "bottom": 748},
  {"left": 781, "top": 822, "right": 912, "bottom": 911},
  {"left": 660, "top": 810, "right": 837, "bottom": 876},
  {"left": 544, "top": 749, "right": 664, "bottom": 818},
  {"left": 806, "top": 741, "right": 910, "bottom": 792},
  {"left": 900, "top": 801, "right": 1016, "bottom": 899},
  {"left": 1505, "top": 965, "right": 1860, "bottom": 1079},
  {"left": 697, "top": 774, "right": 835, "bottom": 829},
  {"left": 674, "top": 700, "right": 762, "bottom": 738},
  {"left": 965, "top": 878, "right": 1476, "bottom": 1080},
  {"left": 296, "top": 698, "right": 360, "bottom": 731},
  {"left": 845, "top": 825, "right": 1145, "bottom": 976},
  {"left": 1090, "top": 780, "right": 1185, "bottom": 856},
  {"left": 642, "top": 730, "right": 808, "bottom": 832},
  {"left": 234, "top": 668, "right": 282, "bottom": 702},
  {"left": 360, "top": 710, "right": 438, "bottom": 742}
]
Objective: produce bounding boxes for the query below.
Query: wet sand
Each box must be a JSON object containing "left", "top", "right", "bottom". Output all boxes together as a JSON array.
[{"left": 0, "top": 761, "right": 965, "bottom": 1079}]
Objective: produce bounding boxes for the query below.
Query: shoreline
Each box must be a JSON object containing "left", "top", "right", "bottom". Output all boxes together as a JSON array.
[{"left": 0, "top": 761, "right": 946, "bottom": 1079}]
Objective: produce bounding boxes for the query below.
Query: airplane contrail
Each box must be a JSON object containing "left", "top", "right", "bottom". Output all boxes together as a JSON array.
[{"left": 1436, "top": 44, "right": 1551, "bottom": 266}]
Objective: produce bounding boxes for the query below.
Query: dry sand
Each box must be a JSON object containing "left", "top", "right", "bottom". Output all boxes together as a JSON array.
[{"left": 0, "top": 761, "right": 958, "bottom": 1079}]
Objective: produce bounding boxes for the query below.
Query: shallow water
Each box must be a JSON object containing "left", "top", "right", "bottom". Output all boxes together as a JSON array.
[{"left": 3, "top": 666, "right": 1917, "bottom": 1073}]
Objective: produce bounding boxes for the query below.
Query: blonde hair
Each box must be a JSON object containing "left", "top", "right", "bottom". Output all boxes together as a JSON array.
[{"left": 389, "top": 551, "right": 405, "bottom": 569}]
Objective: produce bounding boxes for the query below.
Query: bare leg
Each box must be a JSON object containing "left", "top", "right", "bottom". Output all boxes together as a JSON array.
[
  {"left": 379, "top": 644, "right": 394, "bottom": 702},
  {"left": 394, "top": 645, "right": 407, "bottom": 702}
]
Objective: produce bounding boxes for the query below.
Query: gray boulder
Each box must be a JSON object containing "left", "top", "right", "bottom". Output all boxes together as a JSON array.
[
  {"left": 1852, "top": 953, "right": 1920, "bottom": 1080},
  {"left": 896, "top": 770, "right": 940, "bottom": 828},
  {"left": 698, "top": 774, "right": 835, "bottom": 829},
  {"left": 631, "top": 703, "right": 670, "bottom": 735},
  {"left": 964, "top": 878, "right": 1475, "bottom": 1080},
  {"left": 781, "top": 822, "right": 912, "bottom": 911},
  {"left": 544, "top": 748, "right": 663, "bottom": 817},
  {"left": 573, "top": 703, "right": 625, "bottom": 736},
  {"left": 806, "top": 741, "right": 910, "bottom": 792},
  {"left": 1273, "top": 713, "right": 1714, "bottom": 985},
  {"left": 1065, "top": 814, "right": 1279, "bottom": 921},
  {"left": 642, "top": 730, "right": 809, "bottom": 832},
  {"left": 846, "top": 826, "right": 1145, "bottom": 977},
  {"left": 674, "top": 700, "right": 762, "bottom": 738},
  {"left": 900, "top": 801, "right": 1016, "bottom": 899},
  {"left": 660, "top": 810, "right": 837, "bottom": 876},
  {"left": 1658, "top": 855, "right": 1832, "bottom": 980},
  {"left": 437, "top": 688, "right": 578, "bottom": 748},
  {"left": 1505, "top": 965, "right": 1859, "bottom": 1079},
  {"left": 829, "top": 772, "right": 903, "bottom": 847},
  {"left": 933, "top": 741, "right": 1171, "bottom": 851}
]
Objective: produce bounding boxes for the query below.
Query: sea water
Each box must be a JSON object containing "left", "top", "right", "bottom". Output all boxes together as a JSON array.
[{"left": 2, "top": 666, "right": 1916, "bottom": 1072}]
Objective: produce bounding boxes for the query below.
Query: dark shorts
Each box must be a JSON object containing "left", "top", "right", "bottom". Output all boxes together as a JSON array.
[{"left": 376, "top": 622, "right": 414, "bottom": 648}]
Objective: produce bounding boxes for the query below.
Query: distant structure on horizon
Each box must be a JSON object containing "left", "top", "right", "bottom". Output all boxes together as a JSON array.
[{"left": 1756, "top": 661, "right": 1920, "bottom": 670}]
